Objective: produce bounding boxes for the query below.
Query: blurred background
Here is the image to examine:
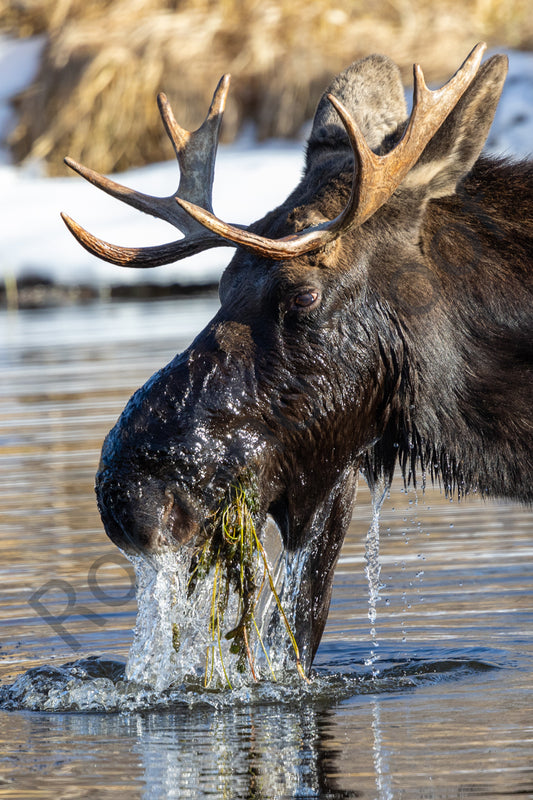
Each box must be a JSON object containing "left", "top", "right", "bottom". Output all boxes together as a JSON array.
[
  {"left": 2, "top": 0, "right": 532, "bottom": 176},
  {"left": 0, "top": 0, "right": 532, "bottom": 303}
]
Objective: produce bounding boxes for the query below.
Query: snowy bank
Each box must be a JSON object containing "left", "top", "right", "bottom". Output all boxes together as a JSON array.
[
  {"left": 0, "top": 39, "right": 532, "bottom": 295},
  {"left": 0, "top": 136, "right": 305, "bottom": 290}
]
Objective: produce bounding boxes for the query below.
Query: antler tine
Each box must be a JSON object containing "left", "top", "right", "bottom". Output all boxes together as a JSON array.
[
  {"left": 62, "top": 75, "right": 233, "bottom": 266},
  {"left": 158, "top": 74, "right": 230, "bottom": 214},
  {"left": 64, "top": 77, "right": 230, "bottom": 233},
  {"left": 60, "top": 213, "right": 229, "bottom": 268},
  {"left": 322, "top": 42, "right": 487, "bottom": 231},
  {"left": 175, "top": 43, "right": 487, "bottom": 260},
  {"left": 63, "top": 156, "right": 179, "bottom": 226}
]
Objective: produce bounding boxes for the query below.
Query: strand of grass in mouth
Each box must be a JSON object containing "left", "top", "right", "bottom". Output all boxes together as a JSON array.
[
  {"left": 251, "top": 612, "right": 276, "bottom": 680},
  {"left": 246, "top": 565, "right": 277, "bottom": 681},
  {"left": 216, "top": 604, "right": 233, "bottom": 689},
  {"left": 249, "top": 521, "right": 310, "bottom": 683},
  {"left": 222, "top": 491, "right": 258, "bottom": 682},
  {"left": 204, "top": 559, "right": 219, "bottom": 687},
  {"left": 190, "top": 481, "right": 309, "bottom": 686},
  {"left": 205, "top": 559, "right": 234, "bottom": 689},
  {"left": 228, "top": 485, "right": 309, "bottom": 683},
  {"left": 223, "top": 509, "right": 257, "bottom": 687}
]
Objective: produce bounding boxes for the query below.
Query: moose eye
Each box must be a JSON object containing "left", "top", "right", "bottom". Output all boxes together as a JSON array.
[{"left": 291, "top": 290, "right": 320, "bottom": 310}]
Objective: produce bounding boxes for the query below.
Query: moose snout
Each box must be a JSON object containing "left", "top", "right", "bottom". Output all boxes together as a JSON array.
[
  {"left": 160, "top": 489, "right": 202, "bottom": 546},
  {"left": 96, "top": 473, "right": 203, "bottom": 554}
]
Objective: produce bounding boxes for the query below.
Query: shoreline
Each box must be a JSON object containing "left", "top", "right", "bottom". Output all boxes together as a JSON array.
[{"left": 0, "top": 276, "right": 219, "bottom": 311}]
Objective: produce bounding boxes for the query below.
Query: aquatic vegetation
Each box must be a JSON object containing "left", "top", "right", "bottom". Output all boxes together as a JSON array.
[{"left": 185, "top": 477, "right": 308, "bottom": 687}]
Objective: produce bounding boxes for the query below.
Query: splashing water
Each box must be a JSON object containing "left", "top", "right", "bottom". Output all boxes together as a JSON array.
[
  {"left": 125, "top": 551, "right": 208, "bottom": 692},
  {"left": 124, "top": 520, "right": 309, "bottom": 692},
  {"left": 111, "top": 478, "right": 390, "bottom": 692},
  {"left": 0, "top": 500, "right": 503, "bottom": 713},
  {"left": 0, "top": 650, "right": 498, "bottom": 713},
  {"left": 364, "top": 475, "right": 389, "bottom": 673}
]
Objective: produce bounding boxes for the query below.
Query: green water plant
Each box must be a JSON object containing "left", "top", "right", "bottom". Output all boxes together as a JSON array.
[{"left": 186, "top": 475, "right": 308, "bottom": 687}]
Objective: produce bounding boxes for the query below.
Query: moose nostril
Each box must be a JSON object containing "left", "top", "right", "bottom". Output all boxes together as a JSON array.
[
  {"left": 161, "top": 489, "right": 201, "bottom": 546},
  {"left": 162, "top": 488, "right": 175, "bottom": 522}
]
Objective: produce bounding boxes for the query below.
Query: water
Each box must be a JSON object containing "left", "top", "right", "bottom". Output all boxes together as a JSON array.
[
  {"left": 364, "top": 475, "right": 389, "bottom": 672},
  {"left": 123, "top": 541, "right": 295, "bottom": 692},
  {"left": 1, "top": 298, "right": 533, "bottom": 798}
]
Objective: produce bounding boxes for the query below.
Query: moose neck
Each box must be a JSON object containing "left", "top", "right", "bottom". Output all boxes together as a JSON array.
[{"left": 371, "top": 156, "right": 533, "bottom": 502}]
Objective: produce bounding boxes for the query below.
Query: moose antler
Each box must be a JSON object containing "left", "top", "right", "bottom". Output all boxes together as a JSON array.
[
  {"left": 62, "top": 44, "right": 486, "bottom": 265},
  {"left": 61, "top": 75, "right": 239, "bottom": 267}
]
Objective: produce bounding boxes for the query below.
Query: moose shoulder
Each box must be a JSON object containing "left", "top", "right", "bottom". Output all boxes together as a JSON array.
[{"left": 63, "top": 44, "right": 533, "bottom": 671}]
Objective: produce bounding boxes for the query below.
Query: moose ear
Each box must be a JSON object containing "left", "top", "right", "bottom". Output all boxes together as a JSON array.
[
  {"left": 402, "top": 54, "right": 509, "bottom": 199},
  {"left": 306, "top": 55, "right": 408, "bottom": 167}
]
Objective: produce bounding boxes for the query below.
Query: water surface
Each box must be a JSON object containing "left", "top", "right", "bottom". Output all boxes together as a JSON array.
[{"left": 1, "top": 299, "right": 532, "bottom": 798}]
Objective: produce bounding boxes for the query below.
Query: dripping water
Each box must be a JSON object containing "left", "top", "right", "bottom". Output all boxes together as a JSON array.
[{"left": 364, "top": 474, "right": 389, "bottom": 673}]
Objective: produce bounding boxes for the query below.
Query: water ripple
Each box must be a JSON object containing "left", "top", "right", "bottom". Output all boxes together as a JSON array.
[{"left": 0, "top": 653, "right": 500, "bottom": 713}]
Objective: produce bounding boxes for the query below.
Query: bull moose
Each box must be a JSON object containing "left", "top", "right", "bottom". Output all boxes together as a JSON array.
[{"left": 62, "top": 43, "right": 532, "bottom": 672}]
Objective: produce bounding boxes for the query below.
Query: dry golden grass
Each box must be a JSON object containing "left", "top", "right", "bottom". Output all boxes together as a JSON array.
[{"left": 2, "top": 0, "right": 532, "bottom": 175}]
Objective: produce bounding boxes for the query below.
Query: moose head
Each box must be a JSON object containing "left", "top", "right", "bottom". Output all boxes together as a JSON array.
[{"left": 63, "top": 44, "right": 533, "bottom": 669}]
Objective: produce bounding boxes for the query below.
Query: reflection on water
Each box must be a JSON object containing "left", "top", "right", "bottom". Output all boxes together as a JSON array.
[
  {"left": 371, "top": 699, "right": 392, "bottom": 800},
  {"left": 1, "top": 299, "right": 532, "bottom": 799}
]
